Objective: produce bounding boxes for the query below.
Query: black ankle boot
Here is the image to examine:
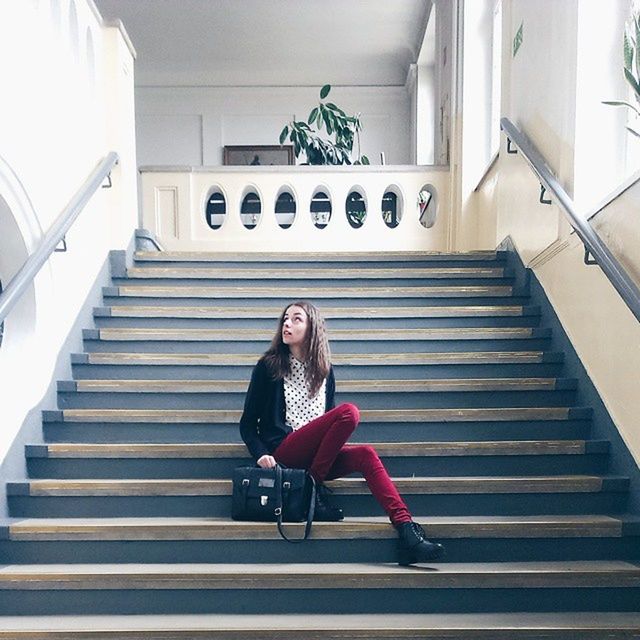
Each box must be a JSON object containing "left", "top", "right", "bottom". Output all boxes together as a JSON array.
[
  {"left": 314, "top": 484, "right": 344, "bottom": 522},
  {"left": 396, "top": 521, "right": 445, "bottom": 565}
]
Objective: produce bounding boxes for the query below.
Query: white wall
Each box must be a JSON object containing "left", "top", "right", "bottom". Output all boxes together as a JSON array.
[
  {"left": 0, "top": 1, "right": 137, "bottom": 467},
  {"left": 463, "top": 0, "right": 640, "bottom": 468},
  {"left": 136, "top": 86, "right": 411, "bottom": 167}
]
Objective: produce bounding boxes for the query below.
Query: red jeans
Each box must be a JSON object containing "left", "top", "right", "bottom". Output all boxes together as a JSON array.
[{"left": 272, "top": 403, "right": 412, "bottom": 525}]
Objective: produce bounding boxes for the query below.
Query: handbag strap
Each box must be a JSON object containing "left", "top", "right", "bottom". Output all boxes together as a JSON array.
[{"left": 274, "top": 464, "right": 316, "bottom": 543}]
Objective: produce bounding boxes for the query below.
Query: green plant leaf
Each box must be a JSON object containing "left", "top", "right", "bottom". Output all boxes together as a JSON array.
[
  {"left": 279, "top": 126, "right": 289, "bottom": 145},
  {"left": 308, "top": 107, "right": 318, "bottom": 125},
  {"left": 602, "top": 99, "right": 640, "bottom": 115},
  {"left": 320, "top": 84, "right": 331, "bottom": 99},
  {"left": 361, "top": 155, "right": 370, "bottom": 165},
  {"left": 624, "top": 31, "right": 634, "bottom": 71},
  {"left": 624, "top": 67, "right": 640, "bottom": 99},
  {"left": 626, "top": 124, "right": 640, "bottom": 138}
]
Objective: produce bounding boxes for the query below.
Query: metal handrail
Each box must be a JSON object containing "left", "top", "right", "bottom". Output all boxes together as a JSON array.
[
  {"left": 500, "top": 117, "right": 640, "bottom": 323},
  {"left": 0, "top": 152, "right": 119, "bottom": 326}
]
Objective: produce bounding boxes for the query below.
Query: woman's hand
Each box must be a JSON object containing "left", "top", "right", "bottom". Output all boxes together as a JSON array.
[{"left": 257, "top": 455, "right": 277, "bottom": 469}]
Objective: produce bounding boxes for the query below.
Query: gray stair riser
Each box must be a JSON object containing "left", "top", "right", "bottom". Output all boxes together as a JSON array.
[
  {"left": 0, "top": 586, "right": 638, "bottom": 616},
  {"left": 70, "top": 362, "right": 566, "bottom": 380},
  {"left": 3, "top": 537, "right": 638, "bottom": 566},
  {"left": 93, "top": 315, "right": 543, "bottom": 330},
  {"left": 112, "top": 277, "right": 516, "bottom": 288},
  {"left": 82, "top": 338, "right": 553, "bottom": 355},
  {"left": 25, "top": 453, "right": 608, "bottom": 480},
  {"left": 7, "top": 492, "right": 627, "bottom": 518},
  {"left": 56, "top": 389, "right": 577, "bottom": 410},
  {"left": 42, "top": 420, "right": 592, "bottom": 444},
  {"left": 101, "top": 295, "right": 533, "bottom": 308}
]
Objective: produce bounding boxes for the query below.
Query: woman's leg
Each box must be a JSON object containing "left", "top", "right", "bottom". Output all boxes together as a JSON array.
[
  {"left": 273, "top": 403, "right": 360, "bottom": 482},
  {"left": 325, "top": 445, "right": 412, "bottom": 525}
]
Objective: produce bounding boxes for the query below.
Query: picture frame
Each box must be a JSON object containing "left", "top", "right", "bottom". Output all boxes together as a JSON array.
[{"left": 223, "top": 145, "right": 295, "bottom": 166}]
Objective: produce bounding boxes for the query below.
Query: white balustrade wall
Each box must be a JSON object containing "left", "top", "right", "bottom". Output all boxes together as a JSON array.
[{"left": 140, "top": 166, "right": 451, "bottom": 252}]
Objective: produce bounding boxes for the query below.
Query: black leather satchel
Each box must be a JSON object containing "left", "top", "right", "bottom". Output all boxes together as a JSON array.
[{"left": 231, "top": 464, "right": 316, "bottom": 543}]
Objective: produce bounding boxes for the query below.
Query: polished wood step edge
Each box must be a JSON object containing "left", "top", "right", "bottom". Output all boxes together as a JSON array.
[
  {"left": 70, "top": 351, "right": 564, "bottom": 366},
  {"left": 60, "top": 377, "right": 574, "bottom": 393},
  {"left": 6, "top": 476, "right": 629, "bottom": 497},
  {"left": 0, "top": 560, "right": 639, "bottom": 589},
  {"left": 46, "top": 407, "right": 590, "bottom": 424},
  {"left": 28, "top": 440, "right": 603, "bottom": 459},
  {"left": 85, "top": 327, "right": 550, "bottom": 342},
  {"left": 4, "top": 515, "right": 627, "bottom": 541},
  {"left": 96, "top": 304, "right": 540, "bottom": 318}
]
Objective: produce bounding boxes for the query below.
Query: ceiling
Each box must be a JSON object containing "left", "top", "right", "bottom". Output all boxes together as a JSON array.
[{"left": 95, "top": 0, "right": 432, "bottom": 87}]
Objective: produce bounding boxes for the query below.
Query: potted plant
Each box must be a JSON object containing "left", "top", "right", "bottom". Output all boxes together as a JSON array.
[
  {"left": 603, "top": 9, "right": 640, "bottom": 137},
  {"left": 279, "top": 85, "right": 370, "bottom": 165}
]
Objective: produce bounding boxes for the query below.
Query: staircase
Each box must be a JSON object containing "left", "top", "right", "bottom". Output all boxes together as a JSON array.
[{"left": 2, "top": 249, "right": 640, "bottom": 637}]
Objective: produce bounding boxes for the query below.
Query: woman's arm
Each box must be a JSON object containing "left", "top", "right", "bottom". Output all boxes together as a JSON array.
[{"left": 239, "top": 360, "right": 271, "bottom": 461}]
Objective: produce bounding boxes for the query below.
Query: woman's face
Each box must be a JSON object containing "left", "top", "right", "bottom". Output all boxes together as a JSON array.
[{"left": 282, "top": 305, "right": 309, "bottom": 351}]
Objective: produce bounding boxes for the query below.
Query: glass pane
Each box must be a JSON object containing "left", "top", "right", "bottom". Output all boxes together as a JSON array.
[
  {"left": 241, "top": 192, "right": 262, "bottom": 229},
  {"left": 275, "top": 192, "right": 296, "bottom": 229},
  {"left": 346, "top": 191, "right": 366, "bottom": 228},
  {"left": 205, "top": 192, "right": 226, "bottom": 230},
  {"left": 310, "top": 191, "right": 332, "bottom": 229}
]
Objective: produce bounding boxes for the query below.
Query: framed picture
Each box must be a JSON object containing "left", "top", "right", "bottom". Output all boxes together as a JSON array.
[{"left": 223, "top": 145, "right": 295, "bottom": 166}]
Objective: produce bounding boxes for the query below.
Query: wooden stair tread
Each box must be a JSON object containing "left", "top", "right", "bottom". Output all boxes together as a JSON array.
[
  {"left": 73, "top": 351, "right": 561, "bottom": 366},
  {"left": 50, "top": 407, "right": 585, "bottom": 423},
  {"left": 1, "top": 561, "right": 639, "bottom": 589},
  {"left": 5, "top": 515, "right": 626, "bottom": 540},
  {"left": 111, "top": 285, "right": 514, "bottom": 298},
  {"left": 65, "top": 378, "right": 568, "bottom": 393},
  {"left": 88, "top": 327, "right": 542, "bottom": 341},
  {"left": 100, "top": 304, "right": 535, "bottom": 318},
  {"left": 125, "top": 267, "right": 508, "bottom": 279},
  {"left": 9, "top": 475, "right": 626, "bottom": 496},
  {"left": 134, "top": 250, "right": 501, "bottom": 262},
  {"left": 3, "top": 612, "right": 640, "bottom": 636},
  {"left": 28, "top": 440, "right": 596, "bottom": 458}
]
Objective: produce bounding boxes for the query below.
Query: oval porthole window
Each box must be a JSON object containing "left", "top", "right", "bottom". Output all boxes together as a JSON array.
[
  {"left": 205, "top": 191, "right": 226, "bottom": 230},
  {"left": 382, "top": 189, "right": 402, "bottom": 228},
  {"left": 241, "top": 191, "right": 262, "bottom": 229},
  {"left": 310, "top": 191, "right": 332, "bottom": 229},
  {"left": 275, "top": 191, "right": 296, "bottom": 229},
  {"left": 345, "top": 190, "right": 367, "bottom": 228},
  {"left": 417, "top": 185, "right": 438, "bottom": 229}
]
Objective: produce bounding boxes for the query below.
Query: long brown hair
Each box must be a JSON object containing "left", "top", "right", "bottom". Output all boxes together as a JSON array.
[{"left": 262, "top": 300, "right": 331, "bottom": 397}]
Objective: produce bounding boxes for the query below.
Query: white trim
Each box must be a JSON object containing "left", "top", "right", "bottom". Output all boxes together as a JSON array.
[
  {"left": 586, "top": 169, "right": 640, "bottom": 222},
  {"left": 139, "top": 165, "right": 450, "bottom": 174}
]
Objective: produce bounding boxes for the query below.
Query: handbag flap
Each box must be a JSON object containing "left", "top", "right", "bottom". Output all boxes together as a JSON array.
[{"left": 233, "top": 466, "right": 308, "bottom": 497}]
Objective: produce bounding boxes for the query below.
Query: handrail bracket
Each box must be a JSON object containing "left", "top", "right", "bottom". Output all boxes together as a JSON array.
[
  {"left": 54, "top": 237, "right": 67, "bottom": 253},
  {"left": 584, "top": 247, "right": 598, "bottom": 266},
  {"left": 539, "top": 185, "right": 552, "bottom": 205},
  {"left": 506, "top": 138, "right": 518, "bottom": 154}
]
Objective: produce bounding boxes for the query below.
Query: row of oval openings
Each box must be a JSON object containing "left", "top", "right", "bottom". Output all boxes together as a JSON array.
[{"left": 206, "top": 188, "right": 437, "bottom": 231}]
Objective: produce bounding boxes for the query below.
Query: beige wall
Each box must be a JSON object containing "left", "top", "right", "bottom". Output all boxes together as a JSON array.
[{"left": 459, "top": 0, "right": 640, "bottom": 465}]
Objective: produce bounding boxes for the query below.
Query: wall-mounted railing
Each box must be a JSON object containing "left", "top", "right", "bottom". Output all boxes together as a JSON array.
[
  {"left": 0, "top": 152, "right": 119, "bottom": 327},
  {"left": 139, "top": 165, "right": 450, "bottom": 253},
  {"left": 501, "top": 117, "right": 640, "bottom": 324}
]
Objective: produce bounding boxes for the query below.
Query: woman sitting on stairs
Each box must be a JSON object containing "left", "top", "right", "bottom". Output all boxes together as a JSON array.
[{"left": 239, "top": 300, "right": 445, "bottom": 565}]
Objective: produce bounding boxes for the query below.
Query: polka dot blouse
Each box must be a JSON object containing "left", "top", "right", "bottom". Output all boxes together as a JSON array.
[{"left": 284, "top": 353, "right": 327, "bottom": 430}]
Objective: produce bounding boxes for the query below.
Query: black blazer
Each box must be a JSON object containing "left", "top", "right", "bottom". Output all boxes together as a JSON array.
[{"left": 239, "top": 357, "right": 336, "bottom": 460}]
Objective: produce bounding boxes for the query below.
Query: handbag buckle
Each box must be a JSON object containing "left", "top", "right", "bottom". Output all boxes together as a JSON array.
[
  {"left": 283, "top": 481, "right": 291, "bottom": 489},
  {"left": 260, "top": 495, "right": 268, "bottom": 506},
  {"left": 242, "top": 479, "right": 250, "bottom": 487},
  {"left": 274, "top": 507, "right": 282, "bottom": 516}
]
